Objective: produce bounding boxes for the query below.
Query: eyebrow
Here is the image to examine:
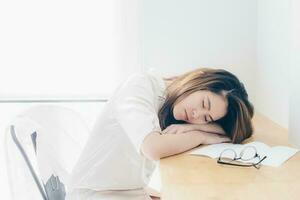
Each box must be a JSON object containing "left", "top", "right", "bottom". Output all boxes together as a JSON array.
[{"left": 207, "top": 97, "right": 214, "bottom": 122}]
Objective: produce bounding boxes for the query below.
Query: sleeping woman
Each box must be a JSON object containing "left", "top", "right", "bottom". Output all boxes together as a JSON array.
[{"left": 67, "top": 67, "right": 254, "bottom": 200}]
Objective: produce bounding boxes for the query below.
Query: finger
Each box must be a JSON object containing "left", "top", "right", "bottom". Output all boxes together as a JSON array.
[
  {"left": 163, "top": 124, "right": 177, "bottom": 134},
  {"left": 220, "top": 137, "right": 231, "bottom": 143},
  {"left": 168, "top": 127, "right": 177, "bottom": 134},
  {"left": 216, "top": 131, "right": 226, "bottom": 135},
  {"left": 204, "top": 131, "right": 226, "bottom": 135},
  {"left": 217, "top": 136, "right": 231, "bottom": 144},
  {"left": 223, "top": 138, "right": 232, "bottom": 143},
  {"left": 162, "top": 127, "right": 176, "bottom": 134},
  {"left": 179, "top": 129, "right": 193, "bottom": 134},
  {"left": 174, "top": 127, "right": 191, "bottom": 134},
  {"left": 162, "top": 127, "right": 170, "bottom": 134}
]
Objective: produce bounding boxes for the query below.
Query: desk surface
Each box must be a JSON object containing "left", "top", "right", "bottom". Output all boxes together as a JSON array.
[{"left": 159, "top": 113, "right": 300, "bottom": 200}]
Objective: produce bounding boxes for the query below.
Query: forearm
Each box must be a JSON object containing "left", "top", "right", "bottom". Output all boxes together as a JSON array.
[{"left": 141, "top": 131, "right": 203, "bottom": 160}]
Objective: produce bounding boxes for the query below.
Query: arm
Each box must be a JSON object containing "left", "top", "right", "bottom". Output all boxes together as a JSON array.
[
  {"left": 141, "top": 130, "right": 230, "bottom": 161},
  {"left": 191, "top": 122, "right": 226, "bottom": 135},
  {"left": 162, "top": 122, "right": 226, "bottom": 135}
]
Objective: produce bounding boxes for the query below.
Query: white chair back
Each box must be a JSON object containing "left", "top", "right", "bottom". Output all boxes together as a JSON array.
[{"left": 5, "top": 105, "right": 90, "bottom": 200}]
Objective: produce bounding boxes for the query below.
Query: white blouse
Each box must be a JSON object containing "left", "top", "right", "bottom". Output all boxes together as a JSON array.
[{"left": 68, "top": 68, "right": 166, "bottom": 199}]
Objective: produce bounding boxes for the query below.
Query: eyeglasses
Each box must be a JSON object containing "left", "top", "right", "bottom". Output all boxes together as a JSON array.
[{"left": 217, "top": 146, "right": 267, "bottom": 169}]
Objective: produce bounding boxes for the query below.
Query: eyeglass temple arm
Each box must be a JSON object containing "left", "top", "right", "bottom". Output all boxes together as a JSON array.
[
  {"left": 217, "top": 156, "right": 268, "bottom": 168},
  {"left": 217, "top": 160, "right": 253, "bottom": 167},
  {"left": 254, "top": 156, "right": 267, "bottom": 166}
]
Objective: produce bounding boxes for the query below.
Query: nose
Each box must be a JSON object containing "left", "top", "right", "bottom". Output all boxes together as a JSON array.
[{"left": 192, "top": 110, "right": 199, "bottom": 120}]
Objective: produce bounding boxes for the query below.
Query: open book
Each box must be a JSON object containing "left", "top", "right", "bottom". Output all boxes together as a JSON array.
[{"left": 189, "top": 141, "right": 299, "bottom": 167}]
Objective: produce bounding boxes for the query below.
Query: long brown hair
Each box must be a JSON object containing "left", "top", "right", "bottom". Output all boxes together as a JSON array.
[{"left": 158, "top": 67, "right": 254, "bottom": 144}]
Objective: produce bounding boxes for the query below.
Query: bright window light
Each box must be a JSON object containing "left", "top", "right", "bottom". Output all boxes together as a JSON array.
[{"left": 0, "top": 0, "right": 123, "bottom": 99}]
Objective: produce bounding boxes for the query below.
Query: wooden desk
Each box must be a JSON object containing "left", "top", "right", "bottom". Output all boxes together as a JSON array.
[{"left": 159, "top": 113, "right": 300, "bottom": 200}]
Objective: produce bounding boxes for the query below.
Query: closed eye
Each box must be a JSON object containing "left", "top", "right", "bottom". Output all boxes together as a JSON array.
[{"left": 203, "top": 99, "right": 212, "bottom": 123}]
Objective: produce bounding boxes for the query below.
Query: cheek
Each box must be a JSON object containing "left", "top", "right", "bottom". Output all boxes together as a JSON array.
[
  {"left": 217, "top": 108, "right": 228, "bottom": 120},
  {"left": 172, "top": 102, "right": 183, "bottom": 120},
  {"left": 173, "top": 103, "right": 179, "bottom": 115}
]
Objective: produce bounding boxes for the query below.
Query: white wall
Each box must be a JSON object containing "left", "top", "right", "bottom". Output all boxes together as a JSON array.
[
  {"left": 142, "top": 0, "right": 294, "bottom": 129},
  {"left": 142, "top": 0, "right": 258, "bottom": 111},
  {"left": 256, "top": 0, "right": 291, "bottom": 128},
  {"left": 289, "top": 0, "right": 300, "bottom": 147}
]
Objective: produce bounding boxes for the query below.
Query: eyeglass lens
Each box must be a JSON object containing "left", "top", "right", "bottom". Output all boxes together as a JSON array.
[
  {"left": 219, "top": 149, "right": 237, "bottom": 161},
  {"left": 219, "top": 146, "right": 259, "bottom": 163},
  {"left": 240, "top": 146, "right": 257, "bottom": 161}
]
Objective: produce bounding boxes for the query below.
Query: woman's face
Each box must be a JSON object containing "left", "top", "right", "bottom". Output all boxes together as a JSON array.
[{"left": 173, "top": 90, "right": 228, "bottom": 124}]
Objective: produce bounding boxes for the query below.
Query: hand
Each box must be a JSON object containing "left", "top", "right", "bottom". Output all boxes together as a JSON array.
[
  {"left": 162, "top": 124, "right": 197, "bottom": 134},
  {"left": 193, "top": 131, "right": 231, "bottom": 144},
  {"left": 162, "top": 123, "right": 226, "bottom": 136},
  {"left": 192, "top": 122, "right": 226, "bottom": 135},
  {"left": 161, "top": 124, "right": 231, "bottom": 144}
]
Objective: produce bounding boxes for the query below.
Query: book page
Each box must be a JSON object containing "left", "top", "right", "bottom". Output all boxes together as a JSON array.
[{"left": 189, "top": 141, "right": 299, "bottom": 167}]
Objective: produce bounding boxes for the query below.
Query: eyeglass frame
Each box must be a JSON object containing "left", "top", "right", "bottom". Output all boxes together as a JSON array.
[{"left": 217, "top": 146, "right": 267, "bottom": 169}]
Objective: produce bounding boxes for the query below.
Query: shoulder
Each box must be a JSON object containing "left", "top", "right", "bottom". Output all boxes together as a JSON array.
[
  {"left": 117, "top": 71, "right": 154, "bottom": 95},
  {"left": 123, "top": 68, "right": 163, "bottom": 88},
  {"left": 109, "top": 72, "right": 154, "bottom": 105},
  {"left": 126, "top": 71, "right": 153, "bottom": 86}
]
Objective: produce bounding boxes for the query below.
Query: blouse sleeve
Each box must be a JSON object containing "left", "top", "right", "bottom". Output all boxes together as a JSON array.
[{"left": 112, "top": 74, "right": 162, "bottom": 155}]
